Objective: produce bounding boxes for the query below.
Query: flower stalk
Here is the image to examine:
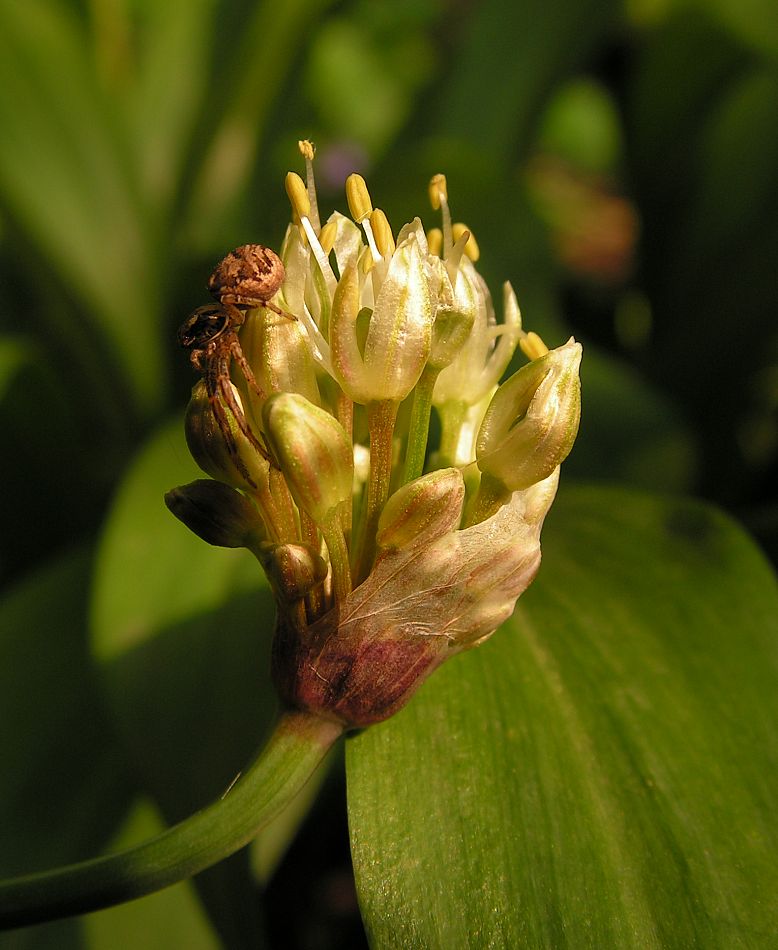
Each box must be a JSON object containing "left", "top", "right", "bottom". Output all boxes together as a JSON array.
[{"left": 0, "top": 712, "right": 341, "bottom": 930}]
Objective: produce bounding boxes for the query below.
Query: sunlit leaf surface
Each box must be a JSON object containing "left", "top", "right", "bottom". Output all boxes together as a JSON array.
[{"left": 348, "top": 484, "right": 778, "bottom": 948}]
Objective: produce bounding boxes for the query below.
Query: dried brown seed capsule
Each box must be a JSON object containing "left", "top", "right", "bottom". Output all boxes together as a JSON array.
[{"left": 208, "top": 244, "right": 285, "bottom": 310}]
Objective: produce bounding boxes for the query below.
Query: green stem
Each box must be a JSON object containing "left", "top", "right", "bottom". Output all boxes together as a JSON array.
[
  {"left": 336, "top": 392, "right": 354, "bottom": 540},
  {"left": 322, "top": 510, "right": 352, "bottom": 604},
  {"left": 437, "top": 400, "right": 468, "bottom": 469},
  {"left": 0, "top": 712, "right": 342, "bottom": 931},
  {"left": 402, "top": 367, "right": 438, "bottom": 485},
  {"left": 354, "top": 400, "right": 398, "bottom": 584}
]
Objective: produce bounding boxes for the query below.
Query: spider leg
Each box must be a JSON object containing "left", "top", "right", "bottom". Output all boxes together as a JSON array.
[
  {"left": 229, "top": 336, "right": 265, "bottom": 400},
  {"left": 212, "top": 364, "right": 271, "bottom": 465},
  {"left": 208, "top": 390, "right": 254, "bottom": 485},
  {"left": 264, "top": 299, "right": 298, "bottom": 321}
]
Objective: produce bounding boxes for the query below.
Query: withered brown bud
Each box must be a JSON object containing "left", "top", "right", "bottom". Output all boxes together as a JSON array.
[
  {"left": 165, "top": 479, "right": 266, "bottom": 550},
  {"left": 208, "top": 244, "right": 285, "bottom": 309}
]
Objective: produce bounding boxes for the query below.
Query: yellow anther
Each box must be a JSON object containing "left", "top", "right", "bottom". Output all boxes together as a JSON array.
[
  {"left": 519, "top": 331, "right": 550, "bottom": 361},
  {"left": 452, "top": 222, "right": 480, "bottom": 261},
  {"left": 285, "top": 171, "right": 311, "bottom": 219},
  {"left": 319, "top": 220, "right": 337, "bottom": 255},
  {"left": 359, "top": 246, "right": 375, "bottom": 274},
  {"left": 427, "top": 227, "right": 443, "bottom": 257},
  {"left": 428, "top": 173, "right": 448, "bottom": 210},
  {"left": 370, "top": 208, "right": 396, "bottom": 257},
  {"left": 298, "top": 139, "right": 316, "bottom": 161},
  {"left": 345, "top": 173, "right": 373, "bottom": 223}
]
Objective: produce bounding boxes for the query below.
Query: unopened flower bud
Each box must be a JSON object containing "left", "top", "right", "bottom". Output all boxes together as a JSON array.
[
  {"left": 184, "top": 380, "right": 270, "bottom": 491},
  {"left": 476, "top": 338, "right": 582, "bottom": 492},
  {"left": 377, "top": 469, "right": 465, "bottom": 551},
  {"left": 240, "top": 307, "right": 320, "bottom": 409},
  {"left": 165, "top": 479, "right": 266, "bottom": 550},
  {"left": 262, "top": 392, "right": 353, "bottom": 525},
  {"left": 256, "top": 542, "right": 328, "bottom": 603}
]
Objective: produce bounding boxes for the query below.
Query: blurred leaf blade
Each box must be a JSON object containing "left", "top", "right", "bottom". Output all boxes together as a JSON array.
[
  {"left": 128, "top": 0, "right": 216, "bottom": 215},
  {"left": 695, "top": 0, "right": 778, "bottom": 60},
  {"left": 0, "top": 0, "right": 164, "bottom": 416},
  {"left": 185, "top": 0, "right": 337, "bottom": 247},
  {"left": 0, "top": 548, "right": 134, "bottom": 882},
  {"left": 435, "top": 0, "right": 621, "bottom": 165},
  {"left": 0, "top": 336, "right": 101, "bottom": 582},
  {"left": 347, "top": 485, "right": 778, "bottom": 947}
]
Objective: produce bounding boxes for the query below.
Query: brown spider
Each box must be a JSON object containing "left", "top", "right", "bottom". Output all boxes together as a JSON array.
[{"left": 178, "top": 244, "right": 290, "bottom": 486}]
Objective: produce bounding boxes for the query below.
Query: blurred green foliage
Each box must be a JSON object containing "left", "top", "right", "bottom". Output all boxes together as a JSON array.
[{"left": 1, "top": 0, "right": 777, "bottom": 946}]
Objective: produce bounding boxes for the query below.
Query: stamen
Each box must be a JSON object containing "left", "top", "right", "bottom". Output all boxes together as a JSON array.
[
  {"left": 285, "top": 171, "right": 311, "bottom": 220},
  {"left": 444, "top": 227, "right": 470, "bottom": 282},
  {"left": 346, "top": 174, "right": 373, "bottom": 223},
  {"left": 428, "top": 174, "right": 448, "bottom": 210},
  {"left": 298, "top": 140, "right": 321, "bottom": 231},
  {"left": 346, "top": 174, "right": 382, "bottom": 263},
  {"left": 297, "top": 302, "right": 332, "bottom": 371},
  {"left": 519, "top": 331, "right": 550, "bottom": 361},
  {"left": 359, "top": 245, "right": 375, "bottom": 274},
  {"left": 300, "top": 216, "right": 338, "bottom": 295},
  {"left": 361, "top": 218, "right": 382, "bottom": 264},
  {"left": 370, "top": 208, "right": 396, "bottom": 257},
  {"left": 286, "top": 171, "right": 337, "bottom": 291},
  {"left": 429, "top": 173, "right": 453, "bottom": 256},
  {"left": 452, "top": 222, "right": 480, "bottom": 261},
  {"left": 318, "top": 221, "right": 337, "bottom": 255},
  {"left": 427, "top": 227, "right": 443, "bottom": 257}
]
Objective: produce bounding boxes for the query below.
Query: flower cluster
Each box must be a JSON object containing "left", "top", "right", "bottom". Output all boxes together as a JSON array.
[{"left": 167, "top": 142, "right": 582, "bottom": 728}]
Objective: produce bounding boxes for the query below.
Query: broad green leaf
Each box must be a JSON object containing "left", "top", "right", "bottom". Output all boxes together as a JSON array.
[
  {"left": 347, "top": 484, "right": 778, "bottom": 948},
  {"left": 0, "top": 549, "right": 135, "bottom": 950},
  {"left": 0, "top": 0, "right": 164, "bottom": 416},
  {"left": 89, "top": 417, "right": 317, "bottom": 943}
]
